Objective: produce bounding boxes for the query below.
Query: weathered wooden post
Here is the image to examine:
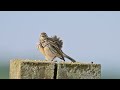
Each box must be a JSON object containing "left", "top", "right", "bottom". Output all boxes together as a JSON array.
[{"left": 10, "top": 59, "right": 101, "bottom": 79}]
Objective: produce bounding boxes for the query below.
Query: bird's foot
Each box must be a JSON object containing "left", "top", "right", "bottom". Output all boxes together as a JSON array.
[
  {"left": 45, "top": 59, "right": 47, "bottom": 61},
  {"left": 60, "top": 60, "right": 65, "bottom": 63},
  {"left": 51, "top": 60, "right": 57, "bottom": 63}
]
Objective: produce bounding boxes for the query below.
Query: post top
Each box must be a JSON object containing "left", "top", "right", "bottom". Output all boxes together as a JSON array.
[{"left": 10, "top": 59, "right": 101, "bottom": 65}]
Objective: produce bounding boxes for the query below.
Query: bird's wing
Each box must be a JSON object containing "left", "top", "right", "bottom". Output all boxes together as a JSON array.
[
  {"left": 50, "top": 35, "right": 63, "bottom": 49},
  {"left": 47, "top": 40, "right": 64, "bottom": 58}
]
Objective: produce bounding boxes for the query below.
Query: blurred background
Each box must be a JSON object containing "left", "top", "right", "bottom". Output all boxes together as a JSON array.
[{"left": 0, "top": 11, "right": 120, "bottom": 79}]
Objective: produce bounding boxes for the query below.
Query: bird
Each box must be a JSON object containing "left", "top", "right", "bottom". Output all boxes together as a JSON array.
[{"left": 37, "top": 32, "right": 76, "bottom": 62}]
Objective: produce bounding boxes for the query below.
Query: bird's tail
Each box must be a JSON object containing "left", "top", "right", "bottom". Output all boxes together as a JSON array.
[{"left": 62, "top": 52, "right": 76, "bottom": 62}]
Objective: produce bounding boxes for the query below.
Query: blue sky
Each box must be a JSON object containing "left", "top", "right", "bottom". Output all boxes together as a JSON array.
[{"left": 0, "top": 11, "right": 120, "bottom": 78}]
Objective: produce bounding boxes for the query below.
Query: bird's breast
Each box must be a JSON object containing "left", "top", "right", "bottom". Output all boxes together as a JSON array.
[{"left": 44, "top": 46, "right": 56, "bottom": 59}]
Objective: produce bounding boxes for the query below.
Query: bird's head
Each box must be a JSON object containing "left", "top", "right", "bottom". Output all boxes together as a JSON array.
[{"left": 40, "top": 32, "right": 48, "bottom": 40}]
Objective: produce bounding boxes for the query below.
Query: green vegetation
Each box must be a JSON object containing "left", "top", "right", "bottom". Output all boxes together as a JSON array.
[{"left": 0, "top": 66, "right": 9, "bottom": 79}]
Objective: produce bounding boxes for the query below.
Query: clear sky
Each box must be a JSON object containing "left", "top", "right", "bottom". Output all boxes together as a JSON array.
[{"left": 0, "top": 11, "right": 120, "bottom": 78}]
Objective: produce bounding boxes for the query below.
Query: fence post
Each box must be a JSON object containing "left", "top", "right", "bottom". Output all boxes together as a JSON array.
[
  {"left": 10, "top": 59, "right": 101, "bottom": 79},
  {"left": 57, "top": 63, "right": 101, "bottom": 79},
  {"left": 10, "top": 59, "right": 55, "bottom": 79}
]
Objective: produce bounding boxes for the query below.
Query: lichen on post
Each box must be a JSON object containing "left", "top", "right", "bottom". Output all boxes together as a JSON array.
[
  {"left": 10, "top": 59, "right": 101, "bottom": 79},
  {"left": 57, "top": 62, "right": 101, "bottom": 79},
  {"left": 10, "top": 59, "right": 55, "bottom": 79}
]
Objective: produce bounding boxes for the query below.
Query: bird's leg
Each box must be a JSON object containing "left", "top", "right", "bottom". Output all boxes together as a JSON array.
[
  {"left": 59, "top": 57, "right": 65, "bottom": 62},
  {"left": 51, "top": 56, "right": 56, "bottom": 62}
]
